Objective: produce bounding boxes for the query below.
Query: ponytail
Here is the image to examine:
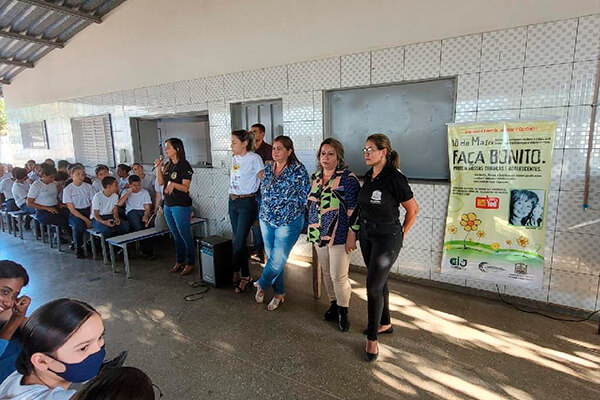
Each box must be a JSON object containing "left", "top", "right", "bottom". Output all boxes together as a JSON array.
[
  {"left": 388, "top": 150, "right": 400, "bottom": 169},
  {"left": 367, "top": 133, "right": 400, "bottom": 169}
]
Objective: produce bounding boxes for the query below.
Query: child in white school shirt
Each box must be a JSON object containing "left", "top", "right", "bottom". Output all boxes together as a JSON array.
[
  {"left": 91, "top": 176, "right": 129, "bottom": 238},
  {"left": 63, "top": 165, "right": 96, "bottom": 258},
  {"left": 118, "top": 175, "right": 154, "bottom": 258}
]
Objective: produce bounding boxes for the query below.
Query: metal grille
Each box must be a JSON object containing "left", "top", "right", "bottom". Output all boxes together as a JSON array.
[{"left": 70, "top": 114, "right": 114, "bottom": 167}]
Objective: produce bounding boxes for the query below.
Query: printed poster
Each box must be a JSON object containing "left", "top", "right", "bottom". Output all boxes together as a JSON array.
[{"left": 441, "top": 120, "right": 556, "bottom": 289}]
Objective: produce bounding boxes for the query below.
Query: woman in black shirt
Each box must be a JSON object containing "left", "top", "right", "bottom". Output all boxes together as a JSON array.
[
  {"left": 349, "top": 133, "right": 419, "bottom": 362},
  {"left": 155, "top": 138, "right": 195, "bottom": 276}
]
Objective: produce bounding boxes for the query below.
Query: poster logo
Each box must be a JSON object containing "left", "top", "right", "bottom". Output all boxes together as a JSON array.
[
  {"left": 514, "top": 263, "right": 528, "bottom": 274},
  {"left": 449, "top": 257, "right": 468, "bottom": 269},
  {"left": 476, "top": 196, "right": 499, "bottom": 209}
]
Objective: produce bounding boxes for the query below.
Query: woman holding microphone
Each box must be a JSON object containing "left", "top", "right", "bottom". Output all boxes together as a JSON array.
[
  {"left": 155, "top": 138, "right": 195, "bottom": 276},
  {"left": 349, "top": 133, "right": 418, "bottom": 362}
]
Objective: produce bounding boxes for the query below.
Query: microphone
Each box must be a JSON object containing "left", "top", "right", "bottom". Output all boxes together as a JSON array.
[{"left": 152, "top": 155, "right": 164, "bottom": 172}]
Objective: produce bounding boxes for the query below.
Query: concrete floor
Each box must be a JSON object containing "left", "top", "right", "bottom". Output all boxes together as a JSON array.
[{"left": 0, "top": 233, "right": 599, "bottom": 400}]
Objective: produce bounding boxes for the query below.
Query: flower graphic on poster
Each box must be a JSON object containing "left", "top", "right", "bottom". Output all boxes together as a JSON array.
[
  {"left": 447, "top": 225, "right": 457, "bottom": 234},
  {"left": 460, "top": 212, "right": 481, "bottom": 248},
  {"left": 476, "top": 230, "right": 486, "bottom": 243},
  {"left": 490, "top": 242, "right": 500, "bottom": 252},
  {"left": 517, "top": 236, "right": 529, "bottom": 256},
  {"left": 506, "top": 239, "right": 512, "bottom": 250}
]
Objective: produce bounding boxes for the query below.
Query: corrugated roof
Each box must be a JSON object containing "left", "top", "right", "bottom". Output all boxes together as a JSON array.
[{"left": 0, "top": 0, "right": 126, "bottom": 88}]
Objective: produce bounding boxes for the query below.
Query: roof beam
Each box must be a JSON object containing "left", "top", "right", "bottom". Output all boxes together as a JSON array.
[
  {"left": 0, "top": 57, "right": 33, "bottom": 68},
  {"left": 16, "top": 0, "right": 102, "bottom": 24},
  {"left": 0, "top": 79, "right": 11, "bottom": 85},
  {"left": 0, "top": 29, "right": 63, "bottom": 48}
]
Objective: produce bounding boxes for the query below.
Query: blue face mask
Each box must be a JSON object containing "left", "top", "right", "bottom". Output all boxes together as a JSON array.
[{"left": 50, "top": 346, "right": 106, "bottom": 383}]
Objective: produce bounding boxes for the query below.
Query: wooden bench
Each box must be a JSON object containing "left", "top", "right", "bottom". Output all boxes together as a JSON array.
[
  {"left": 106, "top": 217, "right": 208, "bottom": 279},
  {"left": 87, "top": 229, "right": 109, "bottom": 265}
]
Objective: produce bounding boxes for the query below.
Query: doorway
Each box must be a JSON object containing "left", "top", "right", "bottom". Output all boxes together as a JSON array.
[{"left": 230, "top": 99, "right": 283, "bottom": 143}]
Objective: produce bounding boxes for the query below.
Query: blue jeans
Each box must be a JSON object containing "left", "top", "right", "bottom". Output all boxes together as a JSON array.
[
  {"left": 91, "top": 214, "right": 129, "bottom": 238},
  {"left": 229, "top": 197, "right": 257, "bottom": 277},
  {"left": 69, "top": 207, "right": 91, "bottom": 249},
  {"left": 5, "top": 199, "right": 18, "bottom": 212},
  {"left": 36, "top": 207, "right": 69, "bottom": 230},
  {"left": 127, "top": 210, "right": 153, "bottom": 255},
  {"left": 163, "top": 205, "right": 195, "bottom": 265},
  {"left": 256, "top": 214, "right": 304, "bottom": 295},
  {"left": 251, "top": 193, "right": 264, "bottom": 252}
]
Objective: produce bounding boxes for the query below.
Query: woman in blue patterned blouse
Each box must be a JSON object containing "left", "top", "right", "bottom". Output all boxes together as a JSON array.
[
  {"left": 254, "top": 136, "right": 310, "bottom": 311},
  {"left": 307, "top": 138, "right": 360, "bottom": 331}
]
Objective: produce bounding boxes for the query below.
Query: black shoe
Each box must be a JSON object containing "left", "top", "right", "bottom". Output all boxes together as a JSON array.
[
  {"left": 338, "top": 307, "right": 350, "bottom": 332},
  {"left": 365, "top": 350, "right": 379, "bottom": 362},
  {"left": 75, "top": 248, "right": 85, "bottom": 259},
  {"left": 323, "top": 301, "right": 338, "bottom": 321},
  {"left": 362, "top": 326, "right": 394, "bottom": 335}
]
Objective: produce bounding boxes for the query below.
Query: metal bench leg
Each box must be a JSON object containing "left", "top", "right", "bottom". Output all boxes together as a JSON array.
[
  {"left": 11, "top": 216, "right": 17, "bottom": 237},
  {"left": 33, "top": 220, "right": 39, "bottom": 240},
  {"left": 123, "top": 245, "right": 131, "bottom": 278},
  {"left": 90, "top": 235, "right": 97, "bottom": 260},
  {"left": 56, "top": 226, "right": 62, "bottom": 252},
  {"left": 18, "top": 216, "right": 23, "bottom": 240},
  {"left": 82, "top": 231, "right": 89, "bottom": 257},
  {"left": 100, "top": 237, "right": 108, "bottom": 265},
  {"left": 47, "top": 225, "right": 53, "bottom": 248},
  {"left": 109, "top": 244, "right": 116, "bottom": 273}
]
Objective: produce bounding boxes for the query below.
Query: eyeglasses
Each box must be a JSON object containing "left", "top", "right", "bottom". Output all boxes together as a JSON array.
[{"left": 362, "top": 147, "right": 379, "bottom": 154}]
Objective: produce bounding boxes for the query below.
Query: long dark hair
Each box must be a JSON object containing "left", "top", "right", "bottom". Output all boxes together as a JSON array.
[
  {"left": 71, "top": 367, "right": 155, "bottom": 400},
  {"left": 367, "top": 133, "right": 400, "bottom": 168},
  {"left": 17, "top": 299, "right": 98, "bottom": 376},
  {"left": 273, "top": 135, "right": 299, "bottom": 167},
  {"left": 0, "top": 260, "right": 29, "bottom": 286},
  {"left": 165, "top": 138, "right": 187, "bottom": 163},
  {"left": 232, "top": 130, "right": 255, "bottom": 152}
]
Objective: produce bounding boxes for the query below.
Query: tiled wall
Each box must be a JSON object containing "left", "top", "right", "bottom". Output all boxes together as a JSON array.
[{"left": 2, "top": 14, "right": 600, "bottom": 311}]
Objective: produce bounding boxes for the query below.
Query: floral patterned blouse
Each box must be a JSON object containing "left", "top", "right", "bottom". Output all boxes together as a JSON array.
[
  {"left": 259, "top": 162, "right": 311, "bottom": 227},
  {"left": 307, "top": 168, "right": 360, "bottom": 247}
]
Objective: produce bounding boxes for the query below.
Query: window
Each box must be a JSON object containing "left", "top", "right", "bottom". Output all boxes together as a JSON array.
[
  {"left": 71, "top": 114, "right": 115, "bottom": 167},
  {"left": 326, "top": 78, "right": 456, "bottom": 180},
  {"left": 20, "top": 121, "right": 49, "bottom": 149}
]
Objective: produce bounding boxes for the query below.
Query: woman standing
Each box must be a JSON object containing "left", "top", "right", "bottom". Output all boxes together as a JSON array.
[
  {"left": 254, "top": 136, "right": 310, "bottom": 310},
  {"left": 350, "top": 133, "right": 418, "bottom": 362},
  {"left": 155, "top": 138, "right": 195, "bottom": 276},
  {"left": 307, "top": 139, "right": 359, "bottom": 331},
  {"left": 229, "top": 130, "right": 264, "bottom": 293}
]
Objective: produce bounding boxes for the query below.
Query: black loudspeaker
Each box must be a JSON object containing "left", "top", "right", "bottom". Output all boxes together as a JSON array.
[{"left": 197, "top": 236, "right": 232, "bottom": 287}]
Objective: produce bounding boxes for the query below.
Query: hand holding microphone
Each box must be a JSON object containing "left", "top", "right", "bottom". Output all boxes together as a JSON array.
[{"left": 152, "top": 155, "right": 164, "bottom": 172}]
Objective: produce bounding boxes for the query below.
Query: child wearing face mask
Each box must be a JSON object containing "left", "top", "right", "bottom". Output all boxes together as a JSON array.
[
  {"left": 0, "top": 299, "right": 106, "bottom": 399},
  {"left": 0, "top": 260, "right": 31, "bottom": 384}
]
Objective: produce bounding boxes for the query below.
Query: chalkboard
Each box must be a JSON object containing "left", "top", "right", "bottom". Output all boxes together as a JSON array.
[{"left": 325, "top": 78, "right": 456, "bottom": 180}]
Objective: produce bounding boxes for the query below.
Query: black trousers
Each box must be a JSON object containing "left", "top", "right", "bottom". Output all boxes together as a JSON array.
[{"left": 359, "top": 220, "right": 403, "bottom": 341}]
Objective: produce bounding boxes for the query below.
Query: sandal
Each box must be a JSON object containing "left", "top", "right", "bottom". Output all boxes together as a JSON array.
[
  {"left": 234, "top": 276, "right": 254, "bottom": 294},
  {"left": 254, "top": 282, "right": 265, "bottom": 303},
  {"left": 267, "top": 296, "right": 285, "bottom": 311},
  {"left": 169, "top": 263, "right": 185, "bottom": 273}
]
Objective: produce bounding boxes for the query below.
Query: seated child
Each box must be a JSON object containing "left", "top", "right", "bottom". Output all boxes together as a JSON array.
[
  {"left": 0, "top": 175, "right": 16, "bottom": 211},
  {"left": 118, "top": 175, "right": 153, "bottom": 258},
  {"left": 92, "top": 164, "right": 110, "bottom": 193},
  {"left": 62, "top": 165, "right": 96, "bottom": 258},
  {"left": 11, "top": 168, "right": 34, "bottom": 215},
  {"left": 26, "top": 164, "right": 41, "bottom": 183},
  {"left": 54, "top": 171, "right": 69, "bottom": 203},
  {"left": 26, "top": 164, "right": 70, "bottom": 233},
  {"left": 91, "top": 176, "right": 129, "bottom": 238},
  {"left": 116, "top": 164, "right": 131, "bottom": 194}
]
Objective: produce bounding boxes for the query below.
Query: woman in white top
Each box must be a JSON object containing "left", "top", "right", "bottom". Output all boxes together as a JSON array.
[
  {"left": 0, "top": 299, "right": 106, "bottom": 400},
  {"left": 229, "top": 130, "right": 264, "bottom": 293},
  {"left": 27, "top": 164, "right": 69, "bottom": 231}
]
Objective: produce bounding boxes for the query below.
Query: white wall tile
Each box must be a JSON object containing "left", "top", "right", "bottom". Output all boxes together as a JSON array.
[
  {"left": 549, "top": 149, "right": 563, "bottom": 191},
  {"left": 431, "top": 218, "right": 445, "bottom": 252},
  {"left": 556, "top": 190, "right": 600, "bottom": 236},
  {"left": 548, "top": 270, "right": 599, "bottom": 310},
  {"left": 371, "top": 46, "right": 404, "bottom": 84},
  {"left": 575, "top": 14, "right": 600, "bottom": 61},
  {"left": 553, "top": 231, "right": 600, "bottom": 275},
  {"left": 566, "top": 105, "right": 597, "bottom": 149},
  {"left": 341, "top": 52, "right": 371, "bottom": 88},
  {"left": 264, "top": 65, "right": 288, "bottom": 96},
  {"left": 312, "top": 57, "right": 341, "bottom": 90},
  {"left": 206, "top": 75, "right": 224, "bottom": 101},
  {"left": 478, "top": 68, "right": 523, "bottom": 110},
  {"left": 441, "top": 34, "right": 482, "bottom": 75},
  {"left": 525, "top": 19, "right": 577, "bottom": 67},
  {"left": 283, "top": 91, "right": 313, "bottom": 122},
  {"left": 454, "top": 111, "right": 476, "bottom": 123},
  {"left": 243, "top": 69, "right": 265, "bottom": 99},
  {"left": 432, "top": 184, "right": 450, "bottom": 219},
  {"left": 410, "top": 183, "right": 434, "bottom": 217},
  {"left": 481, "top": 27, "right": 527, "bottom": 72},
  {"left": 174, "top": 80, "right": 191, "bottom": 105},
  {"left": 476, "top": 109, "right": 520, "bottom": 121},
  {"left": 569, "top": 60, "right": 598, "bottom": 106},
  {"left": 455, "top": 74, "right": 479, "bottom": 112},
  {"left": 395, "top": 247, "right": 431, "bottom": 279},
  {"left": 466, "top": 279, "right": 504, "bottom": 293},
  {"left": 403, "top": 217, "right": 432, "bottom": 251},
  {"left": 223, "top": 72, "right": 244, "bottom": 101},
  {"left": 520, "top": 107, "right": 568, "bottom": 149},
  {"left": 559, "top": 148, "right": 600, "bottom": 191},
  {"left": 404, "top": 41, "right": 441, "bottom": 81},
  {"left": 288, "top": 61, "right": 313, "bottom": 93},
  {"left": 521, "top": 63, "right": 573, "bottom": 108}
]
